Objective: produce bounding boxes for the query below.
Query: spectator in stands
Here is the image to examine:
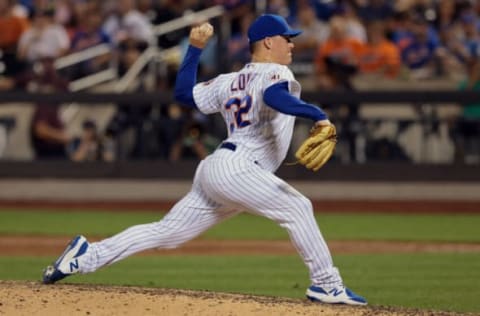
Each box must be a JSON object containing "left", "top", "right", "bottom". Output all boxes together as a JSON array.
[
  {"left": 53, "top": 0, "right": 79, "bottom": 37},
  {"left": 169, "top": 121, "right": 219, "bottom": 162},
  {"left": 156, "top": 103, "right": 187, "bottom": 159},
  {"left": 68, "top": 119, "right": 109, "bottom": 162},
  {"left": 226, "top": 11, "right": 253, "bottom": 71},
  {"left": 314, "top": 15, "right": 363, "bottom": 90},
  {"left": 104, "top": 73, "right": 154, "bottom": 160},
  {"left": 17, "top": 6, "right": 70, "bottom": 64},
  {"left": 398, "top": 14, "right": 441, "bottom": 78},
  {"left": 458, "top": 12, "right": 480, "bottom": 64},
  {"left": 335, "top": 2, "right": 367, "bottom": 43},
  {"left": 358, "top": 20, "right": 401, "bottom": 78},
  {"left": 389, "top": 10, "right": 412, "bottom": 48},
  {"left": 102, "top": 0, "right": 153, "bottom": 46},
  {"left": 402, "top": 0, "right": 438, "bottom": 22},
  {"left": 0, "top": 34, "right": 71, "bottom": 160},
  {"left": 309, "top": 0, "right": 338, "bottom": 22},
  {"left": 99, "top": 0, "right": 158, "bottom": 159},
  {"left": 69, "top": 6, "right": 112, "bottom": 79},
  {"left": 355, "top": 0, "right": 394, "bottom": 23},
  {"left": 291, "top": 4, "right": 329, "bottom": 62},
  {"left": 166, "top": 99, "right": 220, "bottom": 162},
  {"left": 0, "top": 0, "right": 29, "bottom": 76},
  {"left": 102, "top": 0, "right": 153, "bottom": 77},
  {"left": 435, "top": 13, "right": 472, "bottom": 79},
  {"left": 16, "top": 0, "right": 35, "bottom": 16},
  {"left": 151, "top": 0, "right": 189, "bottom": 49},
  {"left": 433, "top": 0, "right": 457, "bottom": 32},
  {"left": 136, "top": 0, "right": 160, "bottom": 27},
  {"left": 117, "top": 37, "right": 149, "bottom": 75},
  {"left": 433, "top": 1, "right": 463, "bottom": 57},
  {"left": 26, "top": 58, "right": 71, "bottom": 159},
  {"left": 215, "top": 0, "right": 254, "bottom": 38},
  {"left": 315, "top": 15, "right": 363, "bottom": 163},
  {"left": 266, "top": 0, "right": 292, "bottom": 21}
]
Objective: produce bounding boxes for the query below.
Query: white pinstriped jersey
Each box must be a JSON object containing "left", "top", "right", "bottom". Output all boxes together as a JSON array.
[{"left": 193, "top": 63, "right": 302, "bottom": 172}]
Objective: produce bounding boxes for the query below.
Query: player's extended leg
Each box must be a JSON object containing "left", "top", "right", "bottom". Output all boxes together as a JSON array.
[
  {"left": 200, "top": 153, "right": 366, "bottom": 305},
  {"left": 42, "top": 179, "right": 239, "bottom": 283},
  {"left": 80, "top": 191, "right": 238, "bottom": 273}
]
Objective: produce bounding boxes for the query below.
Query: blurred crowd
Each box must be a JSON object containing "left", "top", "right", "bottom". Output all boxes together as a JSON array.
[{"left": 0, "top": 0, "right": 479, "bottom": 163}]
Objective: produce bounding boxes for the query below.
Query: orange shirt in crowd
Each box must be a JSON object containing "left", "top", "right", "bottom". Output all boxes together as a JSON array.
[
  {"left": 314, "top": 38, "right": 364, "bottom": 73},
  {"left": 358, "top": 40, "right": 400, "bottom": 77},
  {"left": 0, "top": 15, "right": 29, "bottom": 50}
]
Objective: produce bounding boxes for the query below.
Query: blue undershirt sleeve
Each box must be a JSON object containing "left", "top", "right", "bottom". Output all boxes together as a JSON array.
[
  {"left": 174, "top": 45, "right": 202, "bottom": 109},
  {"left": 263, "top": 82, "right": 328, "bottom": 121}
]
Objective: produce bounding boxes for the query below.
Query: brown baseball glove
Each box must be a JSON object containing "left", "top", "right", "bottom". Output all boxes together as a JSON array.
[{"left": 294, "top": 124, "right": 337, "bottom": 171}]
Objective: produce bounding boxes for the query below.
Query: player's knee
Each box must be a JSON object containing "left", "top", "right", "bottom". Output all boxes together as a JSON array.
[{"left": 299, "top": 195, "right": 314, "bottom": 211}]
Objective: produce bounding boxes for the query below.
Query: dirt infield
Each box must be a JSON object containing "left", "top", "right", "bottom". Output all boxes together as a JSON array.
[{"left": 0, "top": 281, "right": 468, "bottom": 316}]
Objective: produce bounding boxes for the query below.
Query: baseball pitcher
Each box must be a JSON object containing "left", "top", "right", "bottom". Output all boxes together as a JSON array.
[{"left": 42, "top": 14, "right": 366, "bottom": 306}]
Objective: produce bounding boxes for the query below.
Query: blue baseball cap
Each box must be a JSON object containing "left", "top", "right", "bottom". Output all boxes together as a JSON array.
[{"left": 247, "top": 14, "right": 302, "bottom": 43}]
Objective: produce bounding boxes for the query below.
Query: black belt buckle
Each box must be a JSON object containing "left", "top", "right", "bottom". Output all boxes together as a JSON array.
[{"left": 220, "top": 142, "right": 236, "bottom": 151}]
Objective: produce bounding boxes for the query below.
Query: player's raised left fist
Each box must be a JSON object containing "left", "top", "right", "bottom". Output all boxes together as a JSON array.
[{"left": 189, "top": 22, "right": 214, "bottom": 49}]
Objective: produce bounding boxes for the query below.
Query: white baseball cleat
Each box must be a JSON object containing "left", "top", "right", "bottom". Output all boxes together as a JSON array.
[
  {"left": 42, "top": 235, "right": 89, "bottom": 284},
  {"left": 306, "top": 285, "right": 368, "bottom": 305}
]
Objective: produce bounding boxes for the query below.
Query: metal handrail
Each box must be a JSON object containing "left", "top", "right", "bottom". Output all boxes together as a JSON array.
[
  {"left": 113, "top": 46, "right": 179, "bottom": 93},
  {"left": 153, "top": 5, "right": 224, "bottom": 36},
  {"left": 54, "top": 44, "right": 111, "bottom": 70},
  {"left": 69, "top": 68, "right": 117, "bottom": 92}
]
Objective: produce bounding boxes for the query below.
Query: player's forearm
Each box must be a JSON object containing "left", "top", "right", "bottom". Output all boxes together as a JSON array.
[
  {"left": 263, "top": 82, "right": 328, "bottom": 121},
  {"left": 174, "top": 45, "right": 201, "bottom": 109}
]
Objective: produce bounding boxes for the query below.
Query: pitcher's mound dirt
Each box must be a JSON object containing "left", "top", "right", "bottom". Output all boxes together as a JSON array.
[{"left": 0, "top": 281, "right": 466, "bottom": 316}]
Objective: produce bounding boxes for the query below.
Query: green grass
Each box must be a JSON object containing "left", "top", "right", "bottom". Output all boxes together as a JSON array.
[
  {"left": 1, "top": 209, "right": 480, "bottom": 312},
  {"left": 1, "top": 253, "right": 479, "bottom": 313},
  {"left": 0, "top": 210, "right": 479, "bottom": 242}
]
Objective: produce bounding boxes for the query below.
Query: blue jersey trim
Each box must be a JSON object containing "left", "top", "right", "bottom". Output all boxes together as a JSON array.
[
  {"left": 263, "top": 82, "right": 327, "bottom": 121},
  {"left": 174, "top": 45, "right": 202, "bottom": 109}
]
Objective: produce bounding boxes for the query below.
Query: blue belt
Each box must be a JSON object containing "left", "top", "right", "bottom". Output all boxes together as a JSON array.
[
  {"left": 219, "top": 142, "right": 260, "bottom": 165},
  {"left": 219, "top": 142, "right": 236, "bottom": 151}
]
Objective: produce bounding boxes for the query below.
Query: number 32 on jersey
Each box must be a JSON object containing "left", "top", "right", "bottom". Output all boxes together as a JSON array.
[{"left": 225, "top": 95, "right": 252, "bottom": 133}]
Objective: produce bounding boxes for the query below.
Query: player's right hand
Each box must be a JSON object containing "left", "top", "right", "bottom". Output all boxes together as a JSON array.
[{"left": 189, "top": 22, "right": 214, "bottom": 49}]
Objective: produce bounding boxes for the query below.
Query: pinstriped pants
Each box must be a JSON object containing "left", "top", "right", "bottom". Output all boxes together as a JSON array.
[{"left": 80, "top": 149, "right": 343, "bottom": 287}]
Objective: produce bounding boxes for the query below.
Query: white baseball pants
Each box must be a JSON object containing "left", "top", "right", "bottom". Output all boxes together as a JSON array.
[{"left": 80, "top": 149, "right": 343, "bottom": 288}]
